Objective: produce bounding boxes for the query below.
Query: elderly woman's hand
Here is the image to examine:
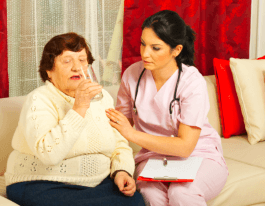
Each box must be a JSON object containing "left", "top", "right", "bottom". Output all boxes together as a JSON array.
[
  {"left": 73, "top": 79, "right": 102, "bottom": 117},
  {"left": 114, "top": 171, "right": 136, "bottom": 197}
]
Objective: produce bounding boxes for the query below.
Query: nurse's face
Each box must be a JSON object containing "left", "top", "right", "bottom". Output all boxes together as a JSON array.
[{"left": 140, "top": 28, "right": 181, "bottom": 71}]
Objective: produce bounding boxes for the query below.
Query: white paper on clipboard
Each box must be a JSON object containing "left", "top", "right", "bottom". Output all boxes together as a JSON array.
[{"left": 139, "top": 156, "right": 203, "bottom": 180}]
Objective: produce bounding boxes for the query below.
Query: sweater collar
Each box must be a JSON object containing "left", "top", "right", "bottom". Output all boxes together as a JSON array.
[{"left": 45, "top": 80, "right": 75, "bottom": 104}]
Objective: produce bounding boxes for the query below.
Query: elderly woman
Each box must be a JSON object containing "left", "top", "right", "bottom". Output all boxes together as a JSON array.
[{"left": 5, "top": 32, "right": 144, "bottom": 206}]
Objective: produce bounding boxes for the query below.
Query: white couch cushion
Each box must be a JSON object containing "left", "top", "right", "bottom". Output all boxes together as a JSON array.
[
  {"left": 0, "top": 96, "right": 27, "bottom": 175},
  {"left": 0, "top": 176, "right": 6, "bottom": 197},
  {"left": 204, "top": 76, "right": 222, "bottom": 136},
  {"left": 208, "top": 158, "right": 265, "bottom": 206},
  {"left": 222, "top": 135, "right": 265, "bottom": 169},
  {"left": 0, "top": 195, "right": 19, "bottom": 206}
]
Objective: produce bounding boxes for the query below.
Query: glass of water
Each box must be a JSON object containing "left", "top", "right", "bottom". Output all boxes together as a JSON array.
[{"left": 81, "top": 64, "right": 103, "bottom": 101}]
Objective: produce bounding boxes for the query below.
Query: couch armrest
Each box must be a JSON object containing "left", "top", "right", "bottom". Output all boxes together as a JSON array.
[{"left": 0, "top": 96, "right": 27, "bottom": 175}]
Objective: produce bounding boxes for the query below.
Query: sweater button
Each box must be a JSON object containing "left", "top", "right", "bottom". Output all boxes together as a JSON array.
[
  {"left": 32, "top": 95, "right": 37, "bottom": 100},
  {"left": 31, "top": 106, "right": 36, "bottom": 111}
]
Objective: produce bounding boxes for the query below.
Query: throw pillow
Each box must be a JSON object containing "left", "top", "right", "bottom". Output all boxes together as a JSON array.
[
  {"left": 258, "top": 55, "right": 265, "bottom": 60},
  {"left": 230, "top": 58, "right": 265, "bottom": 144},
  {"left": 213, "top": 58, "right": 246, "bottom": 138}
]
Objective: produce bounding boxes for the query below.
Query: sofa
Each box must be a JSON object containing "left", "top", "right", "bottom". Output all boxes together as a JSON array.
[{"left": 1, "top": 75, "right": 265, "bottom": 206}]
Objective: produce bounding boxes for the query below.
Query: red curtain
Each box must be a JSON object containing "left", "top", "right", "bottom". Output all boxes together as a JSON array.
[
  {"left": 122, "top": 0, "right": 251, "bottom": 76},
  {"left": 0, "top": 0, "right": 8, "bottom": 98}
]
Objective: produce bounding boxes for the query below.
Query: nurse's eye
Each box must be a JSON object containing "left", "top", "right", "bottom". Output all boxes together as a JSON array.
[
  {"left": 140, "top": 41, "right": 145, "bottom": 46},
  {"left": 153, "top": 47, "right": 160, "bottom": 51}
]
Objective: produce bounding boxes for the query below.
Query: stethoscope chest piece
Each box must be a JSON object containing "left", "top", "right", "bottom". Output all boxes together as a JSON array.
[
  {"left": 133, "top": 66, "right": 182, "bottom": 137},
  {"left": 133, "top": 107, "right": 137, "bottom": 115}
]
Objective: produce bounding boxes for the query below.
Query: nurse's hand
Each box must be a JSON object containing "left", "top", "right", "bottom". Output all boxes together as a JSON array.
[{"left": 105, "top": 108, "right": 135, "bottom": 141}]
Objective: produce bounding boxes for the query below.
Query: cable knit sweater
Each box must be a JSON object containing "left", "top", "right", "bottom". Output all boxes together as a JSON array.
[{"left": 5, "top": 81, "right": 134, "bottom": 187}]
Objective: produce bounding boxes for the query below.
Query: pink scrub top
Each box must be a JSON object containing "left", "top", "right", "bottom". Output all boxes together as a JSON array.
[{"left": 116, "top": 61, "right": 227, "bottom": 170}]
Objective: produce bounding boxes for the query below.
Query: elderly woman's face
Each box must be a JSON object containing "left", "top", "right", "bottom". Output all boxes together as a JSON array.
[{"left": 47, "top": 48, "right": 88, "bottom": 97}]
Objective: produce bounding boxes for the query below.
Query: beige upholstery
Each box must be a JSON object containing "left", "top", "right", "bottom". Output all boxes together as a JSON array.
[
  {"left": 0, "top": 176, "right": 6, "bottom": 197},
  {"left": 205, "top": 76, "right": 265, "bottom": 206},
  {"left": 204, "top": 76, "right": 222, "bottom": 136},
  {"left": 230, "top": 58, "right": 265, "bottom": 144},
  {"left": 222, "top": 136, "right": 265, "bottom": 169},
  {"left": 0, "top": 196, "right": 19, "bottom": 206},
  {"left": 0, "top": 76, "right": 265, "bottom": 206},
  {"left": 0, "top": 96, "right": 27, "bottom": 176},
  {"left": 213, "top": 138, "right": 265, "bottom": 206}
]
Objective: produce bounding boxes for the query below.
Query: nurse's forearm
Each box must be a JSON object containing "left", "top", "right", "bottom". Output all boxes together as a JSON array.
[
  {"left": 128, "top": 118, "right": 134, "bottom": 127},
  {"left": 130, "top": 130, "right": 193, "bottom": 158}
]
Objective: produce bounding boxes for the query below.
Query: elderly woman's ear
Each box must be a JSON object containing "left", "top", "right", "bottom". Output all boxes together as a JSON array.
[{"left": 46, "top": 70, "right": 52, "bottom": 82}]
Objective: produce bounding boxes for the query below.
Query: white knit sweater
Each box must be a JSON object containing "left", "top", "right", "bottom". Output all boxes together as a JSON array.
[{"left": 5, "top": 81, "right": 134, "bottom": 187}]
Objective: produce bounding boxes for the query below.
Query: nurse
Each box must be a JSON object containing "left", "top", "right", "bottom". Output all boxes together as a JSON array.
[{"left": 106, "top": 10, "right": 228, "bottom": 206}]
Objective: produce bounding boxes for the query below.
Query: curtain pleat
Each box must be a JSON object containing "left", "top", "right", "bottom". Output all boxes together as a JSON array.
[
  {"left": 7, "top": 0, "right": 122, "bottom": 97},
  {"left": 0, "top": 0, "right": 8, "bottom": 98},
  {"left": 122, "top": 0, "right": 251, "bottom": 76}
]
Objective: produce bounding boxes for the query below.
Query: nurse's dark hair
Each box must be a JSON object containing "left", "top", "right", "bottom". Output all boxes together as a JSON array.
[
  {"left": 39, "top": 32, "right": 94, "bottom": 82},
  {"left": 142, "top": 10, "right": 196, "bottom": 70}
]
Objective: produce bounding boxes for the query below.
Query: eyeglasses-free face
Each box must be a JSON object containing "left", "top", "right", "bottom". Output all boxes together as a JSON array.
[{"left": 47, "top": 48, "right": 89, "bottom": 98}]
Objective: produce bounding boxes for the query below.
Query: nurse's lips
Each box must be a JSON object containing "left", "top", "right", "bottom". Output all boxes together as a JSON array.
[{"left": 144, "top": 60, "right": 152, "bottom": 64}]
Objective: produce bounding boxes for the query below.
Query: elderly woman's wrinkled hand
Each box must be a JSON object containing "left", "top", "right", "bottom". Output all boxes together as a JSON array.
[
  {"left": 72, "top": 79, "right": 102, "bottom": 117},
  {"left": 114, "top": 171, "right": 136, "bottom": 197}
]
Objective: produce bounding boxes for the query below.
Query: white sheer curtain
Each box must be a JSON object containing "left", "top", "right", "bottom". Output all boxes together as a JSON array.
[
  {"left": 250, "top": 0, "right": 265, "bottom": 59},
  {"left": 7, "top": 0, "right": 123, "bottom": 97}
]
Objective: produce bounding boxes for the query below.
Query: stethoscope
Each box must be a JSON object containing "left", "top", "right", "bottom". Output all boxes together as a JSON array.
[{"left": 133, "top": 65, "right": 182, "bottom": 137}]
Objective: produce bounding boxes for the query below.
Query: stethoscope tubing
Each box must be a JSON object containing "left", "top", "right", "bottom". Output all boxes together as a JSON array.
[
  {"left": 133, "top": 65, "right": 182, "bottom": 118},
  {"left": 133, "top": 68, "right": 146, "bottom": 115}
]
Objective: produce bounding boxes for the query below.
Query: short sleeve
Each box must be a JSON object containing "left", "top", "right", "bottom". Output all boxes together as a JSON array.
[
  {"left": 177, "top": 77, "right": 210, "bottom": 129},
  {"left": 115, "top": 78, "right": 133, "bottom": 118}
]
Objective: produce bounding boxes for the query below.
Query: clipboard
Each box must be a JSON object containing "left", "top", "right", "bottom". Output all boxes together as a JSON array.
[
  {"left": 137, "top": 157, "right": 203, "bottom": 182},
  {"left": 137, "top": 176, "right": 194, "bottom": 182}
]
